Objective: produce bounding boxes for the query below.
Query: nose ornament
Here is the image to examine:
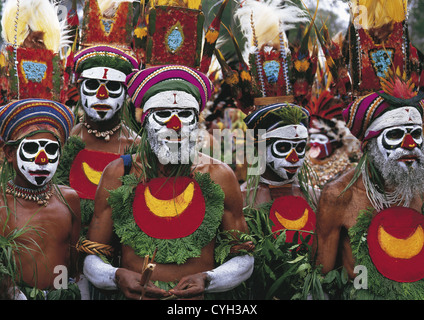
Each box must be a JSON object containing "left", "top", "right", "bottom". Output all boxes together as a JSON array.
[
  {"left": 35, "top": 150, "right": 48, "bottom": 165},
  {"left": 96, "top": 84, "right": 109, "bottom": 100},
  {"left": 166, "top": 115, "right": 182, "bottom": 131},
  {"left": 401, "top": 134, "right": 417, "bottom": 150},
  {"left": 285, "top": 149, "right": 300, "bottom": 164}
]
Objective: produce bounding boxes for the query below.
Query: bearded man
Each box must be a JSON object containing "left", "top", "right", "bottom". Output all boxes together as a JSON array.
[
  {"left": 314, "top": 78, "right": 424, "bottom": 299},
  {"left": 79, "top": 65, "right": 254, "bottom": 300}
]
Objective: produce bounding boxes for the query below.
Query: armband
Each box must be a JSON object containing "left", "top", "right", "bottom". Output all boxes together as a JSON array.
[{"left": 76, "top": 238, "right": 114, "bottom": 258}]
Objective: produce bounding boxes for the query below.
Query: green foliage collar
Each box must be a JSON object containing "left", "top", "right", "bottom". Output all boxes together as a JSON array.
[
  {"left": 349, "top": 207, "right": 424, "bottom": 300},
  {"left": 109, "top": 172, "right": 225, "bottom": 264}
]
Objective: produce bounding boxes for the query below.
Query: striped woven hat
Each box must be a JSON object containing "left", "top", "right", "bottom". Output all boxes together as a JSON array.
[
  {"left": 74, "top": 45, "right": 139, "bottom": 82},
  {"left": 0, "top": 99, "right": 75, "bottom": 146},
  {"left": 125, "top": 65, "right": 213, "bottom": 124},
  {"left": 244, "top": 103, "right": 309, "bottom": 141},
  {"left": 343, "top": 91, "right": 424, "bottom": 142}
]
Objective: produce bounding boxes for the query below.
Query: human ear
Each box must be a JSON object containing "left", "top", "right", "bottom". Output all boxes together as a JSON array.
[{"left": 3, "top": 144, "right": 16, "bottom": 163}]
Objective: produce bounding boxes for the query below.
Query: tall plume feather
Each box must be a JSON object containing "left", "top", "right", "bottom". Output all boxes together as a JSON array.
[
  {"left": 153, "top": 0, "right": 202, "bottom": 9},
  {"left": 97, "top": 0, "right": 134, "bottom": 16},
  {"left": 1, "top": 0, "right": 71, "bottom": 53},
  {"left": 235, "top": 0, "right": 309, "bottom": 55},
  {"left": 350, "top": 0, "right": 408, "bottom": 29}
]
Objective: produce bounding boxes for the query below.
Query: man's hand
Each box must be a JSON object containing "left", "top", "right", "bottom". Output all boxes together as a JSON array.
[
  {"left": 230, "top": 241, "right": 255, "bottom": 254},
  {"left": 168, "top": 272, "right": 208, "bottom": 300},
  {"left": 115, "top": 268, "right": 170, "bottom": 300}
]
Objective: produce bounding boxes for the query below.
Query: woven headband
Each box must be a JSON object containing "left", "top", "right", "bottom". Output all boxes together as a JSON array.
[
  {"left": 74, "top": 45, "right": 139, "bottom": 81},
  {"left": 0, "top": 99, "right": 74, "bottom": 145},
  {"left": 343, "top": 91, "right": 424, "bottom": 142},
  {"left": 125, "top": 65, "right": 213, "bottom": 123}
]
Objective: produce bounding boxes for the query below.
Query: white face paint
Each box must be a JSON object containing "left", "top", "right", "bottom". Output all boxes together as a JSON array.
[
  {"left": 17, "top": 138, "right": 60, "bottom": 186},
  {"left": 266, "top": 138, "right": 307, "bottom": 181},
  {"left": 309, "top": 133, "right": 333, "bottom": 160},
  {"left": 309, "top": 133, "right": 329, "bottom": 144},
  {"left": 80, "top": 78, "right": 126, "bottom": 122},
  {"left": 145, "top": 108, "right": 198, "bottom": 164},
  {"left": 376, "top": 124, "right": 423, "bottom": 171}
]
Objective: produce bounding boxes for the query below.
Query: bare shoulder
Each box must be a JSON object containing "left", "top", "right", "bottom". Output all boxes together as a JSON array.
[
  {"left": 56, "top": 184, "right": 79, "bottom": 202},
  {"left": 240, "top": 181, "right": 271, "bottom": 207},
  {"left": 104, "top": 156, "right": 125, "bottom": 175},
  {"left": 120, "top": 124, "right": 141, "bottom": 145},
  {"left": 320, "top": 167, "right": 357, "bottom": 206},
  {"left": 56, "top": 184, "right": 81, "bottom": 218},
  {"left": 98, "top": 156, "right": 127, "bottom": 192},
  {"left": 70, "top": 123, "right": 83, "bottom": 136},
  {"left": 194, "top": 153, "right": 238, "bottom": 187}
]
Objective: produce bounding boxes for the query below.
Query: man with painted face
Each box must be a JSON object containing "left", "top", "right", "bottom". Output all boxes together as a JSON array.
[
  {"left": 72, "top": 45, "right": 140, "bottom": 149},
  {"left": 241, "top": 103, "right": 314, "bottom": 206},
  {"left": 314, "top": 76, "right": 424, "bottom": 299},
  {"left": 80, "top": 65, "right": 254, "bottom": 300},
  {"left": 0, "top": 99, "right": 81, "bottom": 299},
  {"left": 239, "top": 103, "right": 319, "bottom": 299},
  {"left": 57, "top": 45, "right": 140, "bottom": 234}
]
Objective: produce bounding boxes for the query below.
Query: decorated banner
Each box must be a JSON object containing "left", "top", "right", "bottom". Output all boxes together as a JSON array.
[
  {"left": 2, "top": 46, "right": 67, "bottom": 102},
  {"left": 146, "top": 6, "right": 204, "bottom": 68},
  {"left": 79, "top": 0, "right": 134, "bottom": 50}
]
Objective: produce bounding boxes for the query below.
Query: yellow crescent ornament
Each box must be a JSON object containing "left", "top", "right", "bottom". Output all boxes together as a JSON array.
[
  {"left": 275, "top": 208, "right": 309, "bottom": 230},
  {"left": 145, "top": 182, "right": 195, "bottom": 218},
  {"left": 378, "top": 224, "right": 424, "bottom": 259},
  {"left": 82, "top": 162, "right": 102, "bottom": 185}
]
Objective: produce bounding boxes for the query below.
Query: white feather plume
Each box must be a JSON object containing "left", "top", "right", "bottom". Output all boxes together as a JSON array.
[
  {"left": 97, "top": 0, "right": 135, "bottom": 17},
  {"left": 235, "top": 0, "right": 309, "bottom": 55},
  {"left": 1, "top": 0, "right": 71, "bottom": 53}
]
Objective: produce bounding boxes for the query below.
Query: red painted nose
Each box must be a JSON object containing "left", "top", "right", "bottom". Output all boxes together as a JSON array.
[
  {"left": 166, "top": 115, "right": 182, "bottom": 131},
  {"left": 35, "top": 150, "right": 48, "bottom": 165},
  {"left": 401, "top": 134, "right": 417, "bottom": 150},
  {"left": 285, "top": 149, "right": 300, "bottom": 164},
  {"left": 96, "top": 84, "right": 109, "bottom": 100}
]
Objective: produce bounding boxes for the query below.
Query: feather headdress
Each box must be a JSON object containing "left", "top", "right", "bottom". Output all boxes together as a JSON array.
[
  {"left": 379, "top": 68, "right": 424, "bottom": 107},
  {"left": 234, "top": 0, "right": 312, "bottom": 107},
  {"left": 0, "top": 0, "right": 73, "bottom": 103},
  {"left": 1, "top": 0, "right": 71, "bottom": 53},
  {"left": 96, "top": 0, "right": 135, "bottom": 17},
  {"left": 153, "top": 0, "right": 202, "bottom": 10},
  {"left": 235, "top": 0, "right": 308, "bottom": 56},
  {"left": 307, "top": 90, "right": 344, "bottom": 122},
  {"left": 350, "top": 0, "right": 408, "bottom": 30},
  {"left": 79, "top": 0, "right": 135, "bottom": 51}
]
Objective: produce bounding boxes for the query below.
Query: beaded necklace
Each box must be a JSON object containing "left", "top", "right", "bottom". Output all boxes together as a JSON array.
[
  {"left": 5, "top": 180, "right": 53, "bottom": 206},
  {"left": 80, "top": 117, "right": 122, "bottom": 142}
]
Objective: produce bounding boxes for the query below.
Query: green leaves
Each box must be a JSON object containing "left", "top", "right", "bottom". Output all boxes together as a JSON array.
[
  {"left": 274, "top": 105, "right": 307, "bottom": 126},
  {"left": 110, "top": 172, "right": 224, "bottom": 265}
]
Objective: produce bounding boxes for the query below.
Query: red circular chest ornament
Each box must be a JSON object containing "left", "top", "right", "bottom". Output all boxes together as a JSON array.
[
  {"left": 69, "top": 149, "right": 120, "bottom": 200},
  {"left": 269, "top": 196, "right": 316, "bottom": 245},
  {"left": 367, "top": 207, "right": 424, "bottom": 282},
  {"left": 132, "top": 177, "right": 205, "bottom": 239}
]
